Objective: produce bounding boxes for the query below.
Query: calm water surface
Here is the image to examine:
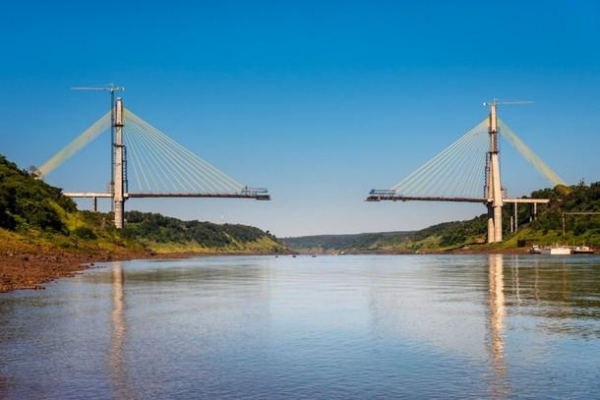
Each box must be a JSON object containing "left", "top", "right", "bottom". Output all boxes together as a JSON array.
[{"left": 1, "top": 254, "right": 600, "bottom": 399}]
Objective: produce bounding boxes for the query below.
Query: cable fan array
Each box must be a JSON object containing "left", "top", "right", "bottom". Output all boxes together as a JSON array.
[
  {"left": 498, "top": 120, "right": 565, "bottom": 187},
  {"left": 388, "top": 119, "right": 490, "bottom": 199},
  {"left": 123, "top": 109, "right": 246, "bottom": 195},
  {"left": 37, "top": 111, "right": 111, "bottom": 179}
]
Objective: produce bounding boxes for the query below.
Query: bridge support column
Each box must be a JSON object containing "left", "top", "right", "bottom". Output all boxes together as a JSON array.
[
  {"left": 493, "top": 203, "right": 503, "bottom": 242},
  {"left": 487, "top": 204, "right": 495, "bottom": 242},
  {"left": 113, "top": 98, "right": 125, "bottom": 229},
  {"left": 487, "top": 203, "right": 503, "bottom": 243},
  {"left": 486, "top": 101, "right": 503, "bottom": 243}
]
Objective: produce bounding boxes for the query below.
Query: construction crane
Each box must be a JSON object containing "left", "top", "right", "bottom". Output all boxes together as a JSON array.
[
  {"left": 483, "top": 99, "right": 534, "bottom": 145},
  {"left": 71, "top": 84, "right": 125, "bottom": 201},
  {"left": 482, "top": 99, "right": 534, "bottom": 150},
  {"left": 482, "top": 99, "right": 534, "bottom": 107},
  {"left": 482, "top": 98, "right": 534, "bottom": 185},
  {"left": 71, "top": 83, "right": 125, "bottom": 113}
]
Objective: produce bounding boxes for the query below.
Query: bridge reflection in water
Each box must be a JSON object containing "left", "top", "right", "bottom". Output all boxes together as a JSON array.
[
  {"left": 487, "top": 254, "right": 509, "bottom": 399},
  {"left": 109, "top": 262, "right": 132, "bottom": 399},
  {"left": 90, "top": 254, "right": 600, "bottom": 399}
]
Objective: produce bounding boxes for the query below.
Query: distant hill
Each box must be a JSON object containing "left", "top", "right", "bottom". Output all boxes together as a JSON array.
[
  {"left": 122, "top": 210, "right": 286, "bottom": 254},
  {"left": 283, "top": 218, "right": 488, "bottom": 254},
  {"left": 282, "top": 231, "right": 414, "bottom": 254}
]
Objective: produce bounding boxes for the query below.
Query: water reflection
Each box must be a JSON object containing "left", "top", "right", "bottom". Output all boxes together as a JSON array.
[
  {"left": 109, "top": 262, "right": 133, "bottom": 399},
  {"left": 487, "top": 254, "right": 509, "bottom": 399},
  {"left": 2, "top": 255, "right": 600, "bottom": 399},
  {"left": 505, "top": 256, "right": 600, "bottom": 338}
]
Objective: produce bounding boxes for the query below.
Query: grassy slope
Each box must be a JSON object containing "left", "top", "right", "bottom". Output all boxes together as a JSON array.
[{"left": 138, "top": 235, "right": 285, "bottom": 255}]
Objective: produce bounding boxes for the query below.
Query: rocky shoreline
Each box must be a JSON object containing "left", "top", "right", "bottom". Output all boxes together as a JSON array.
[{"left": 0, "top": 248, "right": 153, "bottom": 293}]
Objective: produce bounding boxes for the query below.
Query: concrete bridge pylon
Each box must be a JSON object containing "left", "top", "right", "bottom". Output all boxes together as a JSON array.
[
  {"left": 113, "top": 98, "right": 125, "bottom": 229},
  {"left": 485, "top": 101, "right": 503, "bottom": 243}
]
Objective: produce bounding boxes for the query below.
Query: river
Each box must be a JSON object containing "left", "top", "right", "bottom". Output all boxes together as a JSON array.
[{"left": 1, "top": 254, "right": 599, "bottom": 399}]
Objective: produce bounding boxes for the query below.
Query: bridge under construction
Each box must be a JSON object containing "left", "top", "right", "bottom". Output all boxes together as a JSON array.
[
  {"left": 367, "top": 100, "right": 563, "bottom": 243},
  {"left": 37, "top": 91, "right": 270, "bottom": 229}
]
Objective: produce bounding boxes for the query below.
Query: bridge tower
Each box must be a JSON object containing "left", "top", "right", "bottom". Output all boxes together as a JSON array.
[
  {"left": 113, "top": 98, "right": 125, "bottom": 229},
  {"left": 485, "top": 101, "right": 503, "bottom": 243}
]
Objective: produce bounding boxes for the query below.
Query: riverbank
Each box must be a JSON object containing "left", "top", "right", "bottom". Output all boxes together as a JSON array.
[
  {"left": 0, "top": 246, "right": 153, "bottom": 293},
  {"left": 1, "top": 246, "right": 293, "bottom": 293},
  {"left": 1, "top": 243, "right": 528, "bottom": 293},
  {"left": 0, "top": 223, "right": 292, "bottom": 293}
]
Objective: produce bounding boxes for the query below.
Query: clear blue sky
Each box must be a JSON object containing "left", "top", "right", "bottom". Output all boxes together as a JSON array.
[{"left": 1, "top": 1, "right": 599, "bottom": 237}]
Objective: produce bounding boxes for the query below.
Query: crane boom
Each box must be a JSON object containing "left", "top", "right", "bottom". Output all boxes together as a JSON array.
[
  {"left": 71, "top": 83, "right": 125, "bottom": 93},
  {"left": 483, "top": 99, "right": 534, "bottom": 107}
]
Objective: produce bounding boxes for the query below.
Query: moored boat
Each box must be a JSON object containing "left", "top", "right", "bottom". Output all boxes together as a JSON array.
[
  {"left": 541, "top": 246, "right": 571, "bottom": 255},
  {"left": 572, "top": 245, "right": 594, "bottom": 254},
  {"left": 528, "top": 245, "right": 542, "bottom": 254}
]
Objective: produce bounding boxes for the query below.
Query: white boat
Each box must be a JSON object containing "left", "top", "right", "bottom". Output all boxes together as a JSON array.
[
  {"left": 572, "top": 245, "right": 594, "bottom": 254},
  {"left": 541, "top": 246, "right": 571, "bottom": 255}
]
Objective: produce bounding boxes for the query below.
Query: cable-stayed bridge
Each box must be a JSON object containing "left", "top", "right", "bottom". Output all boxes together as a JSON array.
[
  {"left": 37, "top": 96, "right": 270, "bottom": 229},
  {"left": 367, "top": 101, "right": 565, "bottom": 243}
]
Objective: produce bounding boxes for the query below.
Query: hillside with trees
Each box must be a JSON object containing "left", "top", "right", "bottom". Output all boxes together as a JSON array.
[
  {"left": 122, "top": 211, "right": 284, "bottom": 253},
  {"left": 0, "top": 155, "right": 77, "bottom": 233},
  {"left": 0, "top": 154, "right": 284, "bottom": 254}
]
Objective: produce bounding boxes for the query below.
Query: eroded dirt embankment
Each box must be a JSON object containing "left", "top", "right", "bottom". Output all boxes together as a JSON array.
[{"left": 0, "top": 247, "right": 152, "bottom": 293}]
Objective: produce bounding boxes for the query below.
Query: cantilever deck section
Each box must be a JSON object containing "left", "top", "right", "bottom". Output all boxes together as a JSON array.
[
  {"left": 366, "top": 191, "right": 488, "bottom": 203},
  {"left": 366, "top": 189, "right": 549, "bottom": 235},
  {"left": 64, "top": 189, "right": 270, "bottom": 212},
  {"left": 366, "top": 191, "right": 549, "bottom": 206},
  {"left": 126, "top": 189, "right": 271, "bottom": 200}
]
